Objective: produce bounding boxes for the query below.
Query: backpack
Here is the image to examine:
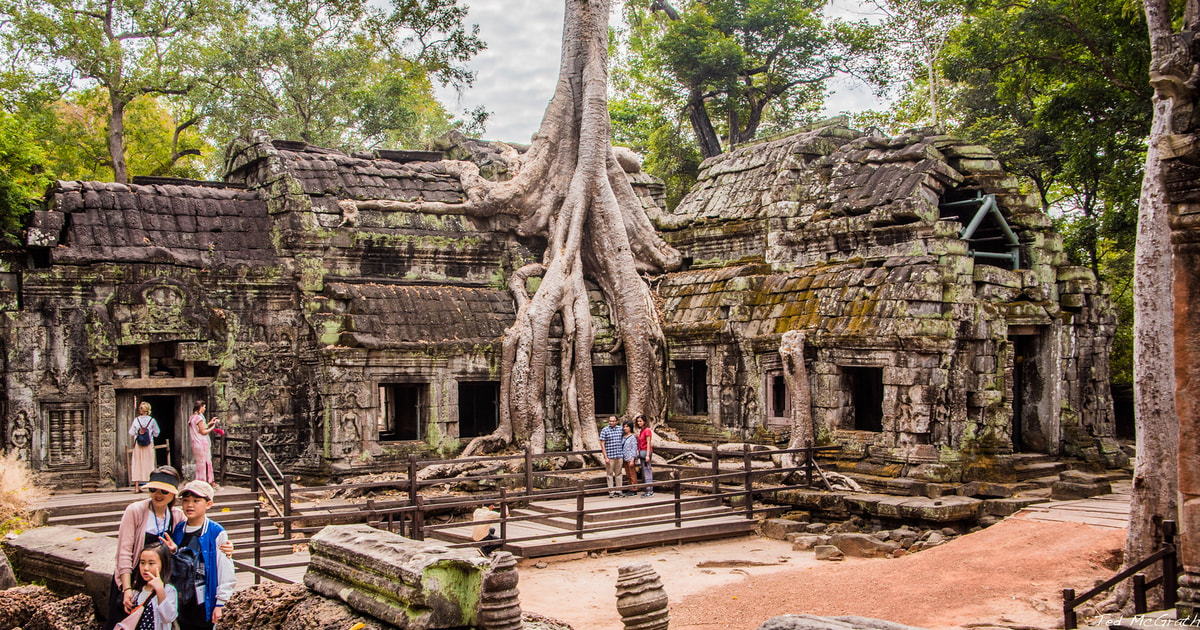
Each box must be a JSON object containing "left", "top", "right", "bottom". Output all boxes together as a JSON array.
[
  {"left": 135, "top": 419, "right": 152, "bottom": 447},
  {"left": 170, "top": 545, "right": 200, "bottom": 607}
]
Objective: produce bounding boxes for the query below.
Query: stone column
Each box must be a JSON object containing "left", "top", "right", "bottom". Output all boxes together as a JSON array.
[
  {"left": 1172, "top": 198, "right": 1200, "bottom": 620},
  {"left": 479, "top": 551, "right": 522, "bottom": 630},
  {"left": 615, "top": 562, "right": 669, "bottom": 630}
]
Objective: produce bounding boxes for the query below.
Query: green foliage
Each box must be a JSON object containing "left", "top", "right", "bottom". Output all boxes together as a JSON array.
[
  {"left": 0, "top": 111, "right": 52, "bottom": 241},
  {"left": 194, "top": 0, "right": 484, "bottom": 153},
  {"left": 609, "top": 94, "right": 701, "bottom": 209},
  {"left": 613, "top": 0, "right": 884, "bottom": 158},
  {"left": 0, "top": 0, "right": 242, "bottom": 182}
]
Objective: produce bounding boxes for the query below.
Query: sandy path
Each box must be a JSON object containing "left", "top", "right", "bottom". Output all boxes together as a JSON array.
[{"left": 518, "top": 517, "right": 1125, "bottom": 630}]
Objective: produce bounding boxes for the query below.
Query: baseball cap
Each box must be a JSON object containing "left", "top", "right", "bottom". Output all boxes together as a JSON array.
[{"left": 178, "top": 480, "right": 215, "bottom": 500}]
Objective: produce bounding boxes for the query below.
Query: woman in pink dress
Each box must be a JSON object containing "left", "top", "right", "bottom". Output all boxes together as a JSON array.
[{"left": 188, "top": 401, "right": 219, "bottom": 483}]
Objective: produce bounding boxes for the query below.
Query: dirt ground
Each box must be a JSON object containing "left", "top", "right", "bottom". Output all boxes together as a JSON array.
[{"left": 517, "top": 516, "right": 1126, "bottom": 630}]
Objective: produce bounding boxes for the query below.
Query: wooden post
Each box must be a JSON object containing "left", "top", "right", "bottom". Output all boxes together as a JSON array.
[
  {"left": 524, "top": 445, "right": 534, "bottom": 496},
  {"left": 576, "top": 480, "right": 586, "bottom": 539},
  {"left": 499, "top": 487, "right": 508, "bottom": 543},
  {"left": 282, "top": 475, "right": 293, "bottom": 540},
  {"left": 743, "top": 443, "right": 753, "bottom": 519},
  {"left": 1062, "top": 588, "right": 1077, "bottom": 630},
  {"left": 414, "top": 495, "right": 425, "bottom": 541},
  {"left": 1133, "top": 574, "right": 1147, "bottom": 614},
  {"left": 673, "top": 470, "right": 682, "bottom": 528},
  {"left": 1163, "top": 520, "right": 1179, "bottom": 609},
  {"left": 218, "top": 433, "right": 228, "bottom": 486},
  {"left": 366, "top": 498, "right": 377, "bottom": 528},
  {"left": 408, "top": 454, "right": 418, "bottom": 508},
  {"left": 253, "top": 505, "right": 262, "bottom": 585},
  {"left": 249, "top": 428, "right": 260, "bottom": 495},
  {"left": 711, "top": 442, "right": 720, "bottom": 496},
  {"left": 805, "top": 440, "right": 813, "bottom": 488}
]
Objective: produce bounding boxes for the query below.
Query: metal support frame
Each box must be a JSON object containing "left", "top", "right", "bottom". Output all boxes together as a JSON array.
[{"left": 941, "top": 193, "right": 1021, "bottom": 270}]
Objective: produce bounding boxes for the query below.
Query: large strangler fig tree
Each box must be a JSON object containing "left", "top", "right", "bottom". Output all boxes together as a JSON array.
[{"left": 378, "top": 0, "right": 681, "bottom": 455}]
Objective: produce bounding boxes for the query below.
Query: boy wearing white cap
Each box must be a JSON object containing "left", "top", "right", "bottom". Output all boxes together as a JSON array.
[{"left": 168, "top": 480, "right": 235, "bottom": 630}]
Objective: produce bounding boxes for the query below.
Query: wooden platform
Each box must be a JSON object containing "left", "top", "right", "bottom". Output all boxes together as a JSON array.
[
  {"left": 1014, "top": 480, "right": 1131, "bottom": 529},
  {"left": 427, "top": 493, "right": 757, "bottom": 558}
]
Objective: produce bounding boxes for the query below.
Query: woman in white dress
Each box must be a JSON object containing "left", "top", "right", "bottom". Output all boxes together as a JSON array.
[{"left": 129, "top": 401, "right": 159, "bottom": 491}]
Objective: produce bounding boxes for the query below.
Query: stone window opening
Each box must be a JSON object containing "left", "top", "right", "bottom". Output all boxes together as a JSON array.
[
  {"left": 766, "top": 370, "right": 791, "bottom": 426},
  {"left": 672, "top": 360, "right": 709, "bottom": 416},
  {"left": 939, "top": 192, "right": 1022, "bottom": 270},
  {"left": 41, "top": 403, "right": 90, "bottom": 470},
  {"left": 844, "top": 366, "right": 884, "bottom": 432},
  {"left": 593, "top": 366, "right": 627, "bottom": 416},
  {"left": 458, "top": 381, "right": 500, "bottom": 439},
  {"left": 378, "top": 383, "right": 427, "bottom": 441}
]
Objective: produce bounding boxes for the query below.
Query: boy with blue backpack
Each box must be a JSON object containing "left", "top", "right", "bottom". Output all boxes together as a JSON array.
[{"left": 169, "top": 480, "right": 235, "bottom": 630}]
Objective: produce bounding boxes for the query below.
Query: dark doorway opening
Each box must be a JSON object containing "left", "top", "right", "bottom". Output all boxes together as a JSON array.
[
  {"left": 141, "top": 395, "right": 178, "bottom": 468},
  {"left": 673, "top": 360, "right": 709, "bottom": 415},
  {"left": 593, "top": 366, "right": 626, "bottom": 416},
  {"left": 1010, "top": 335, "right": 1048, "bottom": 453},
  {"left": 845, "top": 367, "right": 884, "bottom": 432},
  {"left": 379, "top": 384, "right": 427, "bottom": 441},
  {"left": 459, "top": 381, "right": 500, "bottom": 438}
]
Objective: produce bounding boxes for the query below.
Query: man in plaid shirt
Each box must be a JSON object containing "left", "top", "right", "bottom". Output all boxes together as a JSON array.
[{"left": 599, "top": 416, "right": 625, "bottom": 498}]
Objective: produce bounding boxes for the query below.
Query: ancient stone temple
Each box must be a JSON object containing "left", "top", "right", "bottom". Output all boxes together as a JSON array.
[{"left": 0, "top": 120, "right": 1123, "bottom": 488}]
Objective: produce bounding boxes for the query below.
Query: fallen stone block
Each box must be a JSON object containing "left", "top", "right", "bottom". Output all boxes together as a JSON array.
[
  {"left": 829, "top": 533, "right": 900, "bottom": 559},
  {"left": 957, "top": 481, "right": 1015, "bottom": 499},
  {"left": 813, "top": 546, "right": 844, "bottom": 561},
  {"left": 980, "top": 496, "right": 1047, "bottom": 516},
  {"left": 757, "top": 613, "right": 932, "bottom": 630},
  {"left": 805, "top": 522, "right": 828, "bottom": 534},
  {"left": 304, "top": 524, "right": 492, "bottom": 630},
  {"left": 1051, "top": 480, "right": 1112, "bottom": 500},
  {"left": 762, "top": 518, "right": 807, "bottom": 540},
  {"left": 4, "top": 526, "right": 115, "bottom": 617},
  {"left": 791, "top": 535, "right": 823, "bottom": 551}
]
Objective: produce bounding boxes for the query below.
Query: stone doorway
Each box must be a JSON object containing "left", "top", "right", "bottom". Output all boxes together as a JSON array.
[
  {"left": 1009, "top": 330, "right": 1054, "bottom": 453},
  {"left": 458, "top": 381, "right": 499, "bottom": 438},
  {"left": 116, "top": 388, "right": 206, "bottom": 484}
]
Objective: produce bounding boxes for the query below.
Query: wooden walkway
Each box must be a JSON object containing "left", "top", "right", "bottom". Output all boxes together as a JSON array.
[
  {"left": 1014, "top": 480, "right": 1132, "bottom": 529},
  {"left": 427, "top": 493, "right": 757, "bottom": 558}
]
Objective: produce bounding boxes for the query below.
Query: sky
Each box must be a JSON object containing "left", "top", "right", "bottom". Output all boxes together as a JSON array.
[{"left": 435, "top": 0, "right": 887, "bottom": 144}]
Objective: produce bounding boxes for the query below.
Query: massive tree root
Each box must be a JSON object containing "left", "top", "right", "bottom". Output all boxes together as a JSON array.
[{"left": 388, "top": 0, "right": 679, "bottom": 456}]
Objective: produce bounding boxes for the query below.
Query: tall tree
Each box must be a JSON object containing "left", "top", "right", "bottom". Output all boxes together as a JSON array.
[
  {"left": 623, "top": 0, "right": 883, "bottom": 158},
  {"left": 862, "top": 0, "right": 964, "bottom": 126},
  {"left": 0, "top": 111, "right": 51, "bottom": 241},
  {"left": 1114, "top": 0, "right": 1187, "bottom": 612},
  {"left": 194, "top": 0, "right": 484, "bottom": 151},
  {"left": 367, "top": 0, "right": 681, "bottom": 455},
  {"left": 0, "top": 0, "right": 238, "bottom": 183}
]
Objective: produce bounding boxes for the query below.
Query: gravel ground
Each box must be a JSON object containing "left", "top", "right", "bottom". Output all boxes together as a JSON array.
[{"left": 519, "top": 517, "right": 1125, "bottom": 630}]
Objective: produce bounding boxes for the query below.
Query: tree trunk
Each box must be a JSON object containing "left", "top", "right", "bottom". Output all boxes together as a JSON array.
[
  {"left": 1108, "top": 0, "right": 1188, "bottom": 612},
  {"left": 779, "top": 330, "right": 814, "bottom": 470},
  {"left": 686, "top": 89, "right": 723, "bottom": 158},
  {"left": 437, "top": 0, "right": 680, "bottom": 456},
  {"left": 108, "top": 90, "right": 129, "bottom": 184}
]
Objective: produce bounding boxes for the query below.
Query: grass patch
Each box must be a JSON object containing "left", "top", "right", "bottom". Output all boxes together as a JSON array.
[{"left": 0, "top": 451, "right": 47, "bottom": 537}]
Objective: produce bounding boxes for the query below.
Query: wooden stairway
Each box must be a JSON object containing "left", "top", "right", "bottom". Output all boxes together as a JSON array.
[{"left": 35, "top": 486, "right": 300, "bottom": 578}]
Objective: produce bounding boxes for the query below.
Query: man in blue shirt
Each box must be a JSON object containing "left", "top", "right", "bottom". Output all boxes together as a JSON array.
[{"left": 599, "top": 416, "right": 625, "bottom": 498}]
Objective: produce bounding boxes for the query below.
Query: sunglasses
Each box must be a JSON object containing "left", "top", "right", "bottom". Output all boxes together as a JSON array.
[{"left": 146, "top": 488, "right": 173, "bottom": 496}]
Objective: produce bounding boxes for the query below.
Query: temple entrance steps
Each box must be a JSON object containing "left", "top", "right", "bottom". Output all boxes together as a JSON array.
[
  {"left": 425, "top": 493, "right": 758, "bottom": 558},
  {"left": 34, "top": 486, "right": 299, "bottom": 571},
  {"left": 1011, "top": 453, "right": 1070, "bottom": 482}
]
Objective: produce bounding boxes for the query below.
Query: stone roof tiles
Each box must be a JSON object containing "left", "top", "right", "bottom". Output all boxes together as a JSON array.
[
  {"left": 321, "top": 282, "right": 514, "bottom": 347},
  {"left": 31, "top": 180, "right": 273, "bottom": 267}
]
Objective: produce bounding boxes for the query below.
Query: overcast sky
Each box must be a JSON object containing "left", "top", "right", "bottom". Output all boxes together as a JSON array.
[{"left": 436, "top": 1, "right": 885, "bottom": 144}]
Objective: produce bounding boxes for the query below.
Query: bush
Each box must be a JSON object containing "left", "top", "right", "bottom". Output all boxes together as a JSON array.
[{"left": 0, "top": 452, "right": 46, "bottom": 536}]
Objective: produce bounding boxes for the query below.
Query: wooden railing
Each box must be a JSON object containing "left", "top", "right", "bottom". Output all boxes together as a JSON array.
[
  {"left": 1063, "top": 520, "right": 1179, "bottom": 629},
  {"left": 222, "top": 441, "right": 838, "bottom": 584}
]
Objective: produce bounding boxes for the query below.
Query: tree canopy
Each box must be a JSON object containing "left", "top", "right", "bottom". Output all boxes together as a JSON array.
[{"left": 194, "top": 0, "right": 485, "bottom": 152}]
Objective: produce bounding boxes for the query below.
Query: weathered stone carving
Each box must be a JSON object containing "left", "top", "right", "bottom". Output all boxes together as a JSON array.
[
  {"left": 479, "top": 551, "right": 522, "bottom": 630},
  {"left": 303, "top": 524, "right": 491, "bottom": 629},
  {"left": 615, "top": 562, "right": 669, "bottom": 630}
]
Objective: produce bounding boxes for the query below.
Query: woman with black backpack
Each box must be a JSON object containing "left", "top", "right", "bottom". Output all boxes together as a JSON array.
[{"left": 129, "top": 401, "right": 159, "bottom": 492}]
